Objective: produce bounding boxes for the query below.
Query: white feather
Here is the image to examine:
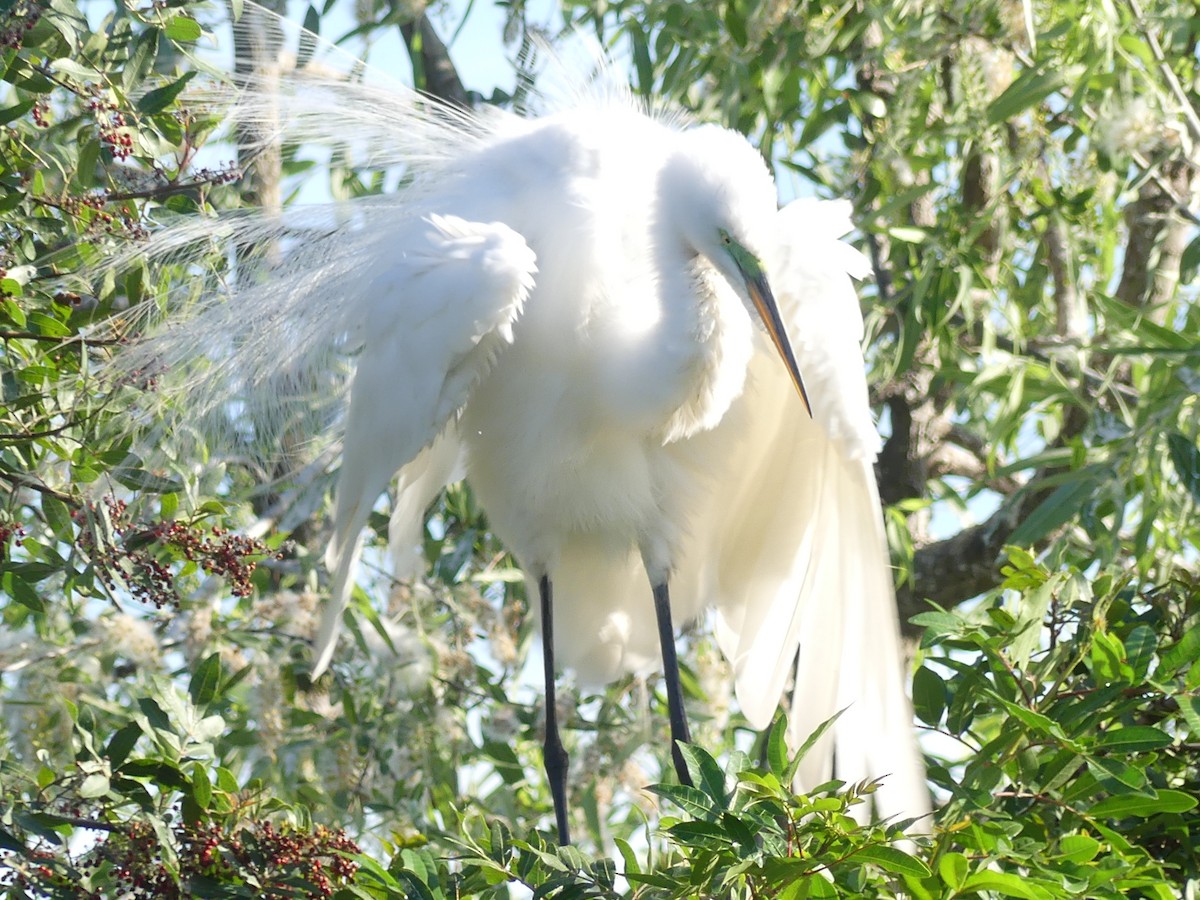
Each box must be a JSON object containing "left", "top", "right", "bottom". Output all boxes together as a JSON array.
[{"left": 313, "top": 214, "right": 535, "bottom": 677}]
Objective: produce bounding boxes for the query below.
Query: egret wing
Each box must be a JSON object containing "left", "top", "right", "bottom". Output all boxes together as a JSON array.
[
  {"left": 701, "top": 199, "right": 927, "bottom": 820},
  {"left": 312, "top": 214, "right": 536, "bottom": 677}
]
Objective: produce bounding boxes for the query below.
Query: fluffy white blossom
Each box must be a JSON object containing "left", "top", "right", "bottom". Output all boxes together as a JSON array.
[
  {"left": 252, "top": 589, "right": 320, "bottom": 639},
  {"left": 102, "top": 614, "right": 160, "bottom": 667},
  {"left": 1098, "top": 96, "right": 1187, "bottom": 158},
  {"left": 363, "top": 619, "right": 433, "bottom": 694}
]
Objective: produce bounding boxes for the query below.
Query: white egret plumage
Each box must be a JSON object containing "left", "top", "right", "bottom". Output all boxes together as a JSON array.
[{"left": 98, "top": 10, "right": 929, "bottom": 844}]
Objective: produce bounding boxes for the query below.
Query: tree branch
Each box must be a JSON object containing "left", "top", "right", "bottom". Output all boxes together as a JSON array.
[
  {"left": 895, "top": 484, "right": 1039, "bottom": 634},
  {"left": 395, "top": 7, "right": 469, "bottom": 108},
  {"left": 1038, "top": 159, "right": 1086, "bottom": 339},
  {"left": 0, "top": 470, "right": 75, "bottom": 504},
  {"left": 1115, "top": 157, "right": 1196, "bottom": 315}
]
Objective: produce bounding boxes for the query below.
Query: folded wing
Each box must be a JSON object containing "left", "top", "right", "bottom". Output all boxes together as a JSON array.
[
  {"left": 312, "top": 215, "right": 536, "bottom": 676},
  {"left": 704, "top": 199, "right": 928, "bottom": 820}
]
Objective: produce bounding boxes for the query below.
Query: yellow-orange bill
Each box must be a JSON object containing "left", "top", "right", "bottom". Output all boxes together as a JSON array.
[{"left": 746, "top": 275, "right": 813, "bottom": 417}]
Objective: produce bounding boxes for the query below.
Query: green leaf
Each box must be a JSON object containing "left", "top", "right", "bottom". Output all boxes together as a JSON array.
[
  {"left": 1091, "top": 629, "right": 1131, "bottom": 684},
  {"left": 1093, "top": 725, "right": 1172, "bottom": 753},
  {"left": 912, "top": 665, "right": 946, "bottom": 726},
  {"left": 785, "top": 709, "right": 846, "bottom": 784},
  {"left": 986, "top": 67, "right": 1068, "bottom": 125},
  {"left": 0, "top": 99, "right": 34, "bottom": 126},
  {"left": 888, "top": 226, "right": 927, "bottom": 243},
  {"left": 937, "top": 851, "right": 969, "bottom": 889},
  {"left": 646, "top": 783, "right": 715, "bottom": 819},
  {"left": 962, "top": 870, "right": 1049, "bottom": 898},
  {"left": 1010, "top": 474, "right": 1102, "bottom": 547},
  {"left": 1124, "top": 624, "right": 1156, "bottom": 680},
  {"left": 910, "top": 611, "right": 966, "bottom": 637},
  {"left": 137, "top": 71, "right": 197, "bottom": 115},
  {"left": 49, "top": 57, "right": 99, "bottom": 81},
  {"left": 189, "top": 654, "right": 222, "bottom": 707},
  {"left": 991, "top": 694, "right": 1067, "bottom": 740},
  {"left": 613, "top": 837, "right": 639, "bottom": 876},
  {"left": 79, "top": 772, "right": 110, "bottom": 799},
  {"left": 723, "top": 0, "right": 747, "bottom": 47},
  {"left": 1182, "top": 233, "right": 1200, "bottom": 284},
  {"left": 766, "top": 713, "right": 789, "bottom": 777},
  {"left": 1010, "top": 579, "right": 1053, "bottom": 667},
  {"left": 27, "top": 311, "right": 69, "bottom": 338},
  {"left": 124, "top": 27, "right": 159, "bottom": 92},
  {"left": 1167, "top": 433, "right": 1200, "bottom": 502},
  {"left": 163, "top": 15, "right": 202, "bottom": 41},
  {"left": 481, "top": 740, "right": 525, "bottom": 785},
  {"left": 1057, "top": 833, "right": 1100, "bottom": 863},
  {"left": 106, "top": 722, "right": 142, "bottom": 769},
  {"left": 678, "top": 743, "right": 728, "bottom": 808},
  {"left": 667, "top": 819, "right": 733, "bottom": 849},
  {"left": 0, "top": 828, "right": 24, "bottom": 853},
  {"left": 1178, "top": 695, "right": 1200, "bottom": 738},
  {"left": 40, "top": 494, "right": 73, "bottom": 541},
  {"left": 854, "top": 845, "right": 931, "bottom": 878},
  {"left": 1158, "top": 624, "right": 1200, "bottom": 674},
  {"left": 1086, "top": 755, "right": 1146, "bottom": 789},
  {"left": 1089, "top": 789, "right": 1198, "bottom": 817},
  {"left": 2, "top": 571, "right": 44, "bottom": 612},
  {"left": 189, "top": 762, "right": 212, "bottom": 809}
]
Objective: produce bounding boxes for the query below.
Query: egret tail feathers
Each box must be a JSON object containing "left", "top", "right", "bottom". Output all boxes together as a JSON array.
[
  {"left": 312, "top": 465, "right": 380, "bottom": 678},
  {"left": 312, "top": 527, "right": 364, "bottom": 679}
]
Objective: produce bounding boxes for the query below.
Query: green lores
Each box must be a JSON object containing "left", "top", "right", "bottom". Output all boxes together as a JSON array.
[{"left": 719, "top": 227, "right": 813, "bottom": 416}]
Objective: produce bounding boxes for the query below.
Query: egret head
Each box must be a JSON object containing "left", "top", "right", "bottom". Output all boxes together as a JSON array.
[{"left": 663, "top": 125, "right": 812, "bottom": 416}]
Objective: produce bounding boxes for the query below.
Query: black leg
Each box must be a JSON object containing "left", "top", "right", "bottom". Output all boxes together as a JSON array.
[
  {"left": 539, "top": 574, "right": 571, "bottom": 845},
  {"left": 653, "top": 581, "right": 694, "bottom": 786}
]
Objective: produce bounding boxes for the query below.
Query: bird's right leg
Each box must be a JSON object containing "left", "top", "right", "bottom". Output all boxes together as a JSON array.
[
  {"left": 538, "top": 574, "right": 572, "bottom": 845},
  {"left": 653, "top": 581, "right": 695, "bottom": 787}
]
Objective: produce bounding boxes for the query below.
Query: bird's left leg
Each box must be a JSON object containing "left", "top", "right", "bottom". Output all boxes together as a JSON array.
[
  {"left": 538, "top": 574, "right": 572, "bottom": 845},
  {"left": 652, "top": 581, "right": 694, "bottom": 786}
]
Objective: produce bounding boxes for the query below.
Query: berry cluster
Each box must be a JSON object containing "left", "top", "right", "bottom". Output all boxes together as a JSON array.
[
  {"left": 4, "top": 818, "right": 365, "bottom": 897},
  {"left": 3, "top": 811, "right": 362, "bottom": 896},
  {"left": 98, "top": 821, "right": 175, "bottom": 897},
  {"left": 58, "top": 189, "right": 150, "bottom": 240},
  {"left": 0, "top": 522, "right": 26, "bottom": 560},
  {"left": 0, "top": 847, "right": 71, "bottom": 894},
  {"left": 75, "top": 497, "right": 279, "bottom": 608},
  {"left": 31, "top": 99, "right": 49, "bottom": 128},
  {"left": 188, "top": 160, "right": 243, "bottom": 188},
  {"left": 178, "top": 820, "right": 360, "bottom": 896},
  {"left": 75, "top": 497, "right": 176, "bottom": 608},
  {"left": 155, "top": 520, "right": 279, "bottom": 598},
  {"left": 0, "top": 3, "right": 41, "bottom": 51},
  {"left": 87, "top": 97, "right": 134, "bottom": 160}
]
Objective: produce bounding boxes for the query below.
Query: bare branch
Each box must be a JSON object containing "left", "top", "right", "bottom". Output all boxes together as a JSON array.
[
  {"left": 963, "top": 148, "right": 1003, "bottom": 284},
  {"left": 395, "top": 6, "right": 469, "bottom": 109},
  {"left": 0, "top": 330, "right": 119, "bottom": 346},
  {"left": 1115, "top": 157, "right": 1196, "bottom": 315},
  {"left": 0, "top": 470, "right": 75, "bottom": 505},
  {"left": 895, "top": 488, "right": 1034, "bottom": 634},
  {"left": 1037, "top": 157, "right": 1087, "bottom": 339}
]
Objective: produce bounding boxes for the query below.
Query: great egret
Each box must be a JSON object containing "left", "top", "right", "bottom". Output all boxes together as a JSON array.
[{"left": 99, "top": 11, "right": 929, "bottom": 845}]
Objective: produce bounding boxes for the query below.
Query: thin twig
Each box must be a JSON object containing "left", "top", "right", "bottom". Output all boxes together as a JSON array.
[
  {"left": 0, "top": 638, "right": 100, "bottom": 674},
  {"left": 0, "top": 470, "right": 75, "bottom": 504},
  {"left": 0, "top": 330, "right": 121, "bottom": 346}
]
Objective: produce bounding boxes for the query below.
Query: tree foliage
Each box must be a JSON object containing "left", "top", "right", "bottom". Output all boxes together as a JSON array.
[{"left": 0, "top": 0, "right": 1198, "bottom": 897}]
